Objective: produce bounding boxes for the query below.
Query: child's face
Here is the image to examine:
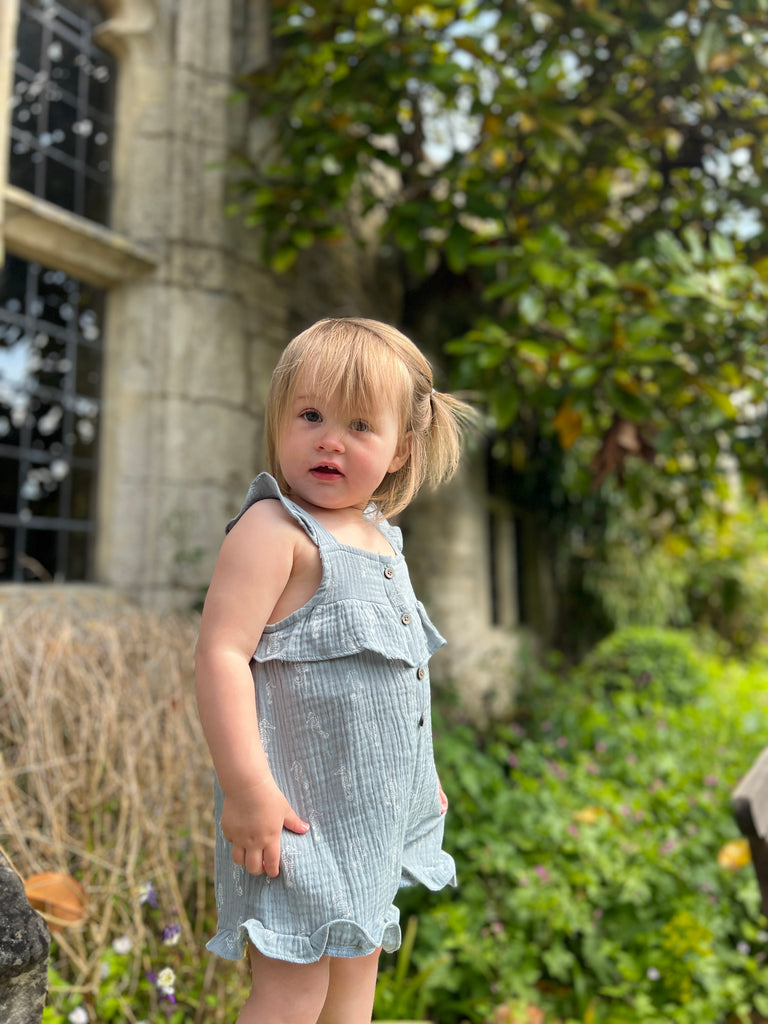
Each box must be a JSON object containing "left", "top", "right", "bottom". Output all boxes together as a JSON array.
[{"left": 277, "top": 383, "right": 410, "bottom": 514}]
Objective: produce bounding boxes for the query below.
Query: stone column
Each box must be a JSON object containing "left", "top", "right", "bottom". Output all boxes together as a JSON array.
[{"left": 0, "top": 851, "right": 50, "bottom": 1024}]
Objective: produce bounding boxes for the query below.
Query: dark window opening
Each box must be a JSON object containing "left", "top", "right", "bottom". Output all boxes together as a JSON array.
[
  {"left": 0, "top": 257, "right": 104, "bottom": 582},
  {"left": 10, "top": 0, "right": 116, "bottom": 225}
]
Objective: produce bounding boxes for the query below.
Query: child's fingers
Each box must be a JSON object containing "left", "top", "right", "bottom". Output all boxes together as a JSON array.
[
  {"left": 438, "top": 779, "right": 449, "bottom": 814},
  {"left": 284, "top": 808, "right": 310, "bottom": 835},
  {"left": 231, "top": 842, "right": 247, "bottom": 868},
  {"left": 262, "top": 841, "right": 281, "bottom": 878}
]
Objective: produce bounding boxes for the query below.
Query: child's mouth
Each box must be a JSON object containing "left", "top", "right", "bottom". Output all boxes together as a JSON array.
[{"left": 312, "top": 465, "right": 342, "bottom": 476}]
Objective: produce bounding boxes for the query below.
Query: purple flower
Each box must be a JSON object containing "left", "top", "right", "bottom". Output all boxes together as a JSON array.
[
  {"left": 138, "top": 881, "right": 158, "bottom": 908},
  {"left": 546, "top": 760, "right": 567, "bottom": 780},
  {"left": 162, "top": 923, "right": 182, "bottom": 947},
  {"left": 533, "top": 864, "right": 551, "bottom": 883}
]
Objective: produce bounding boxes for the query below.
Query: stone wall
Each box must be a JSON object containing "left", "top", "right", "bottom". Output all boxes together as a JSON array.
[{"left": 0, "top": 850, "right": 50, "bottom": 1024}]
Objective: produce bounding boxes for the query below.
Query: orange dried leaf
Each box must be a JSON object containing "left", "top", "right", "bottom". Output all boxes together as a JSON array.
[{"left": 24, "top": 872, "right": 88, "bottom": 932}]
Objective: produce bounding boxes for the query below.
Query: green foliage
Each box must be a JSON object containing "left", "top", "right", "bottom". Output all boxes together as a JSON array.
[
  {"left": 581, "top": 494, "right": 768, "bottom": 655},
  {"left": 41, "top": 884, "right": 249, "bottom": 1024},
  {"left": 231, "top": 0, "right": 768, "bottom": 515},
  {"left": 576, "top": 625, "right": 708, "bottom": 707},
  {"left": 374, "top": 628, "right": 768, "bottom": 1023}
]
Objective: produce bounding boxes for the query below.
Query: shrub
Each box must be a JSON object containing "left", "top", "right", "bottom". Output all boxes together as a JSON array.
[
  {"left": 581, "top": 496, "right": 768, "bottom": 657},
  {"left": 575, "top": 625, "right": 709, "bottom": 707},
  {"left": 374, "top": 628, "right": 768, "bottom": 1024}
]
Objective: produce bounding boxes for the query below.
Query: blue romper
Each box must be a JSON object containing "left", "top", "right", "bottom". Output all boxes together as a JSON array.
[{"left": 206, "top": 474, "right": 456, "bottom": 964}]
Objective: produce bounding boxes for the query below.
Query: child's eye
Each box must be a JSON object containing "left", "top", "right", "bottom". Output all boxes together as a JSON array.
[
  {"left": 301, "top": 409, "right": 322, "bottom": 423},
  {"left": 350, "top": 419, "right": 371, "bottom": 432}
]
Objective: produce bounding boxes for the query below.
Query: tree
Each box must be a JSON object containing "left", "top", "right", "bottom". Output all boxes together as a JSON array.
[{"left": 230, "top": 0, "right": 768, "bottom": 519}]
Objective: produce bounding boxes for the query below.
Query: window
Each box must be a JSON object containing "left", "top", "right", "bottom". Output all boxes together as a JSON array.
[
  {"left": 0, "top": 254, "right": 103, "bottom": 581},
  {"left": 11, "top": 0, "right": 116, "bottom": 224},
  {"left": 1, "top": 0, "right": 117, "bottom": 581}
]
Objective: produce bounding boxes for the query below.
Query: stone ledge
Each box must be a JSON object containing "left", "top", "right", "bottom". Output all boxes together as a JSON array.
[{"left": 3, "top": 185, "right": 158, "bottom": 287}]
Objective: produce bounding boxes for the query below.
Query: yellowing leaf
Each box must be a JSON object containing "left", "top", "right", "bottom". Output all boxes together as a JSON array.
[
  {"left": 717, "top": 838, "right": 751, "bottom": 871},
  {"left": 553, "top": 398, "right": 584, "bottom": 450},
  {"left": 709, "top": 49, "right": 742, "bottom": 72},
  {"left": 573, "top": 806, "right": 605, "bottom": 825}
]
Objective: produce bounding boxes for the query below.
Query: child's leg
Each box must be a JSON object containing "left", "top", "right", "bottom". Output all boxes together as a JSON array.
[
  {"left": 238, "top": 947, "right": 330, "bottom": 1024},
  {"left": 316, "top": 948, "right": 381, "bottom": 1024}
]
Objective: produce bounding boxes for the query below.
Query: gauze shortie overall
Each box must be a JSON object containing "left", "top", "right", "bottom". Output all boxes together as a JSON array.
[{"left": 206, "top": 473, "right": 456, "bottom": 964}]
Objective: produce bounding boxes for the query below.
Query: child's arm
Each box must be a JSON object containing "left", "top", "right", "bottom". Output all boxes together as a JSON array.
[{"left": 195, "top": 501, "right": 309, "bottom": 877}]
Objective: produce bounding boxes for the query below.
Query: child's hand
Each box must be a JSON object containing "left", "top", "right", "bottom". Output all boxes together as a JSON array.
[
  {"left": 222, "top": 777, "right": 309, "bottom": 877},
  {"left": 438, "top": 777, "right": 449, "bottom": 814}
]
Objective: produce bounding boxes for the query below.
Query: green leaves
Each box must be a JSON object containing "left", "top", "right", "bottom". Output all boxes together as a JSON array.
[
  {"left": 231, "top": 0, "right": 768, "bottom": 514},
  {"left": 388, "top": 630, "right": 768, "bottom": 1023}
]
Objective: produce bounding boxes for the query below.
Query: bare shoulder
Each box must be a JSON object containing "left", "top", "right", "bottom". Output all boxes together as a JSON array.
[{"left": 226, "top": 497, "right": 302, "bottom": 551}]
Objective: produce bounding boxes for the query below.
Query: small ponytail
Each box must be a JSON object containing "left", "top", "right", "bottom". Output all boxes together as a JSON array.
[{"left": 418, "top": 386, "right": 476, "bottom": 494}]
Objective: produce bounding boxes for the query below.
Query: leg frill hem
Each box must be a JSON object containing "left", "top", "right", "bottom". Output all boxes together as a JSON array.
[{"left": 205, "top": 913, "right": 402, "bottom": 964}]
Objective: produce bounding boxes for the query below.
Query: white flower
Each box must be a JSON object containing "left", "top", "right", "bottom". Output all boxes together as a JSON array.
[
  {"left": 112, "top": 935, "right": 133, "bottom": 955},
  {"left": 156, "top": 967, "right": 176, "bottom": 995},
  {"left": 137, "top": 881, "right": 156, "bottom": 906},
  {"left": 68, "top": 1008, "right": 90, "bottom": 1024}
]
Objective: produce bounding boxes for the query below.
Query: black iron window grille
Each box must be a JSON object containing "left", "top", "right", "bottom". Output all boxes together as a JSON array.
[
  {"left": 0, "top": 257, "right": 104, "bottom": 582},
  {"left": 10, "top": 0, "right": 116, "bottom": 225}
]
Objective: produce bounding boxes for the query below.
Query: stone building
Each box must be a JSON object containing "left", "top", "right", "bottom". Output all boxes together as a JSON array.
[{"left": 0, "top": 0, "right": 525, "bottom": 717}]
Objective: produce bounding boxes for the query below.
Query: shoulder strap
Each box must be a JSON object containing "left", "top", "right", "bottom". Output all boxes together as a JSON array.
[{"left": 225, "top": 473, "right": 322, "bottom": 546}]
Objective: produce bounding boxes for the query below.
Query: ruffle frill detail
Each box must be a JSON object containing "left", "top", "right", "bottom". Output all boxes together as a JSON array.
[
  {"left": 206, "top": 909, "right": 402, "bottom": 964},
  {"left": 254, "top": 598, "right": 445, "bottom": 665}
]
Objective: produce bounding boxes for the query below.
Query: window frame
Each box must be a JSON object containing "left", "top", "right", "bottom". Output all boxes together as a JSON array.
[{"left": 0, "top": 0, "right": 157, "bottom": 582}]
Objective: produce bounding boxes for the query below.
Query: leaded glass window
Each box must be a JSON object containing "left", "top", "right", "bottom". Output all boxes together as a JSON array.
[
  {"left": 10, "top": 0, "right": 116, "bottom": 224},
  {"left": 0, "top": 257, "right": 104, "bottom": 581}
]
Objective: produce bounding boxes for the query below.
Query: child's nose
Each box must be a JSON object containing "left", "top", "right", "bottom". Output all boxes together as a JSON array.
[{"left": 317, "top": 425, "right": 345, "bottom": 451}]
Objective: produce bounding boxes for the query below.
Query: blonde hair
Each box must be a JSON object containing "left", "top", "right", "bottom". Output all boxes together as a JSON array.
[{"left": 265, "top": 317, "right": 474, "bottom": 518}]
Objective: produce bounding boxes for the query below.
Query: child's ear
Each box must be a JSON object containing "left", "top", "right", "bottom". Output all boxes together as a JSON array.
[{"left": 388, "top": 431, "right": 412, "bottom": 473}]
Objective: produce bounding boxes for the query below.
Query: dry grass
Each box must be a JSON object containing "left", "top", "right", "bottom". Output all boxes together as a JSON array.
[{"left": 0, "top": 595, "right": 247, "bottom": 1020}]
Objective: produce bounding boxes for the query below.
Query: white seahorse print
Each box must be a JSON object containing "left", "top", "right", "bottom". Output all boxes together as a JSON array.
[
  {"left": 331, "top": 889, "right": 352, "bottom": 918},
  {"left": 334, "top": 762, "right": 354, "bottom": 801},
  {"left": 291, "top": 759, "right": 310, "bottom": 793},
  {"left": 350, "top": 834, "right": 367, "bottom": 868},
  {"left": 259, "top": 716, "right": 276, "bottom": 754},
  {"left": 280, "top": 848, "right": 296, "bottom": 888},
  {"left": 382, "top": 775, "right": 401, "bottom": 816},
  {"left": 306, "top": 711, "right": 329, "bottom": 738}
]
